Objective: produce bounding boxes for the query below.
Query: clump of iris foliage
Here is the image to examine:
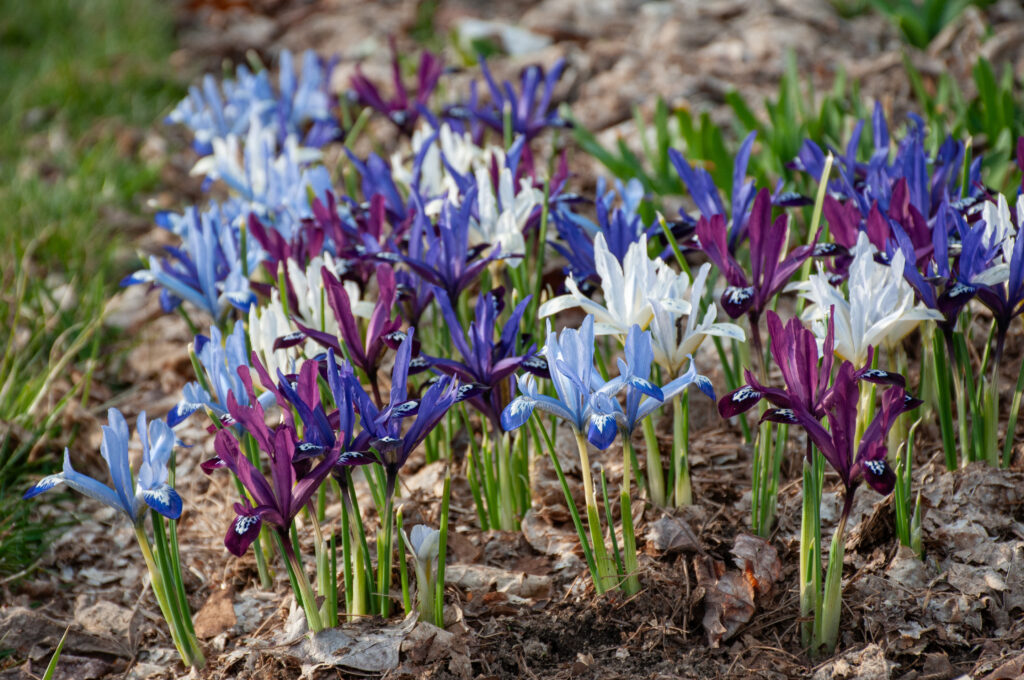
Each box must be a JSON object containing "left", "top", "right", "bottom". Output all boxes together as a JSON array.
[
  {"left": 18, "top": 24, "right": 1024, "bottom": 669},
  {"left": 0, "top": 0, "right": 184, "bottom": 575}
]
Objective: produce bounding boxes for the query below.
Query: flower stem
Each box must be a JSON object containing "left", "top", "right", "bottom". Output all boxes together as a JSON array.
[
  {"left": 530, "top": 419, "right": 601, "bottom": 593},
  {"left": 815, "top": 499, "right": 850, "bottom": 656},
  {"left": 135, "top": 524, "right": 203, "bottom": 668},
  {"left": 574, "top": 430, "right": 616, "bottom": 592},
  {"left": 277, "top": 531, "right": 324, "bottom": 633},
  {"left": 672, "top": 394, "right": 691, "bottom": 507},
  {"left": 435, "top": 471, "right": 451, "bottom": 627},
  {"left": 641, "top": 416, "right": 666, "bottom": 507},
  {"left": 621, "top": 436, "right": 642, "bottom": 595}
]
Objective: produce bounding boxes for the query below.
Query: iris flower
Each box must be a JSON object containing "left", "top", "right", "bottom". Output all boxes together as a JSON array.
[
  {"left": 649, "top": 263, "right": 746, "bottom": 376},
  {"left": 168, "top": 321, "right": 274, "bottom": 428},
  {"left": 465, "top": 58, "right": 568, "bottom": 141},
  {"left": 214, "top": 423, "right": 338, "bottom": 557},
  {"left": 25, "top": 409, "right": 182, "bottom": 524},
  {"left": 767, "top": 362, "right": 920, "bottom": 507},
  {"left": 550, "top": 178, "right": 657, "bottom": 286},
  {"left": 286, "top": 264, "right": 402, "bottom": 403},
  {"left": 501, "top": 315, "right": 637, "bottom": 449},
  {"left": 697, "top": 188, "right": 816, "bottom": 322},
  {"left": 402, "top": 193, "right": 500, "bottom": 303},
  {"left": 719, "top": 311, "right": 904, "bottom": 420},
  {"left": 538, "top": 233, "right": 686, "bottom": 337},
  {"left": 350, "top": 41, "right": 443, "bottom": 135},
  {"left": 340, "top": 328, "right": 464, "bottom": 498},
  {"left": 425, "top": 288, "right": 546, "bottom": 428},
  {"left": 792, "top": 232, "right": 942, "bottom": 366},
  {"left": 168, "top": 49, "right": 338, "bottom": 154},
  {"left": 670, "top": 131, "right": 758, "bottom": 251},
  {"left": 469, "top": 164, "right": 543, "bottom": 262},
  {"left": 123, "top": 206, "right": 256, "bottom": 318},
  {"left": 593, "top": 325, "right": 716, "bottom": 435}
]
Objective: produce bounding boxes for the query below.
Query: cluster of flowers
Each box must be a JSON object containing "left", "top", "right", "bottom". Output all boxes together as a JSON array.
[{"left": 24, "top": 44, "right": 1024, "bottom": 665}]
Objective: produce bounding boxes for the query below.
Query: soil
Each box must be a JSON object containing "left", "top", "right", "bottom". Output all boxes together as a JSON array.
[{"left": 5, "top": 1, "right": 1024, "bottom": 679}]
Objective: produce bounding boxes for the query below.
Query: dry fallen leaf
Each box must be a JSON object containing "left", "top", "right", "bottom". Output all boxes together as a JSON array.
[
  {"left": 694, "top": 554, "right": 755, "bottom": 648},
  {"left": 646, "top": 515, "right": 701, "bottom": 554},
  {"left": 730, "top": 533, "right": 781, "bottom": 597}
]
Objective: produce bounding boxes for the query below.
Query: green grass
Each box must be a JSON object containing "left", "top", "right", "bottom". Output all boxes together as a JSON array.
[{"left": 0, "top": 0, "right": 186, "bottom": 574}]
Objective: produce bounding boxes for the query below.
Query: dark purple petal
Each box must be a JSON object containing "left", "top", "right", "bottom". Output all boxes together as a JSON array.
[{"left": 718, "top": 384, "right": 763, "bottom": 418}]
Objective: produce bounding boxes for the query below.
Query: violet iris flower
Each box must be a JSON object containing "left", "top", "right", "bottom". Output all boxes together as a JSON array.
[
  {"left": 214, "top": 422, "right": 339, "bottom": 557},
  {"left": 794, "top": 104, "right": 982, "bottom": 221},
  {"left": 696, "top": 188, "right": 816, "bottom": 327},
  {"left": 349, "top": 41, "right": 443, "bottom": 135},
  {"left": 285, "top": 264, "right": 402, "bottom": 404},
  {"left": 462, "top": 57, "right": 569, "bottom": 141},
  {"left": 670, "top": 131, "right": 758, "bottom": 251},
  {"left": 425, "top": 288, "right": 547, "bottom": 428},
  {"left": 339, "top": 328, "right": 464, "bottom": 498},
  {"left": 766, "top": 361, "right": 921, "bottom": 517},
  {"left": 550, "top": 178, "right": 658, "bottom": 286},
  {"left": 401, "top": 191, "right": 500, "bottom": 303},
  {"left": 25, "top": 409, "right": 183, "bottom": 524}
]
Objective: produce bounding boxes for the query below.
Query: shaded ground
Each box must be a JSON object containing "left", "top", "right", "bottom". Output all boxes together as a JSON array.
[{"left": 4, "top": 1, "right": 1024, "bottom": 679}]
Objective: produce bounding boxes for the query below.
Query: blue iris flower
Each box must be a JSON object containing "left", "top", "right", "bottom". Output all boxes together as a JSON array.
[
  {"left": 592, "top": 325, "right": 714, "bottom": 438},
  {"left": 167, "top": 49, "right": 338, "bottom": 155},
  {"left": 123, "top": 206, "right": 257, "bottom": 317},
  {"left": 168, "top": 321, "right": 274, "bottom": 427},
  {"left": 501, "top": 315, "right": 637, "bottom": 449},
  {"left": 25, "top": 408, "right": 183, "bottom": 523}
]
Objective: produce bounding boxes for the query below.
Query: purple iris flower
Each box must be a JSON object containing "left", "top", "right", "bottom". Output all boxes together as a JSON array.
[
  {"left": 696, "top": 189, "right": 817, "bottom": 353},
  {"left": 349, "top": 40, "right": 443, "bottom": 135},
  {"left": 401, "top": 191, "right": 499, "bottom": 303},
  {"left": 424, "top": 288, "right": 547, "bottom": 428},
  {"left": 338, "top": 328, "right": 464, "bottom": 499},
  {"left": 719, "top": 311, "right": 903, "bottom": 421},
  {"left": 461, "top": 57, "right": 568, "bottom": 141},
  {"left": 765, "top": 362, "right": 920, "bottom": 518},
  {"left": 213, "top": 421, "right": 339, "bottom": 557},
  {"left": 283, "top": 264, "right": 402, "bottom": 405},
  {"left": 250, "top": 356, "right": 336, "bottom": 459}
]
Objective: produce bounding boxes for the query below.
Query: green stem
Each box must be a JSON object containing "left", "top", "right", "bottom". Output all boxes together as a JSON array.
[
  {"left": 815, "top": 506, "right": 849, "bottom": 656},
  {"left": 135, "top": 525, "right": 201, "bottom": 668},
  {"left": 1001, "top": 350, "right": 1024, "bottom": 467},
  {"left": 397, "top": 510, "right": 412, "bottom": 615},
  {"left": 672, "top": 394, "right": 692, "bottom": 507},
  {"left": 641, "top": 416, "right": 666, "bottom": 507},
  {"left": 530, "top": 420, "right": 600, "bottom": 593},
  {"left": 574, "top": 430, "right": 616, "bottom": 592},
  {"left": 277, "top": 532, "right": 323, "bottom": 633},
  {"left": 435, "top": 472, "right": 451, "bottom": 627},
  {"left": 621, "top": 436, "right": 642, "bottom": 595}
]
